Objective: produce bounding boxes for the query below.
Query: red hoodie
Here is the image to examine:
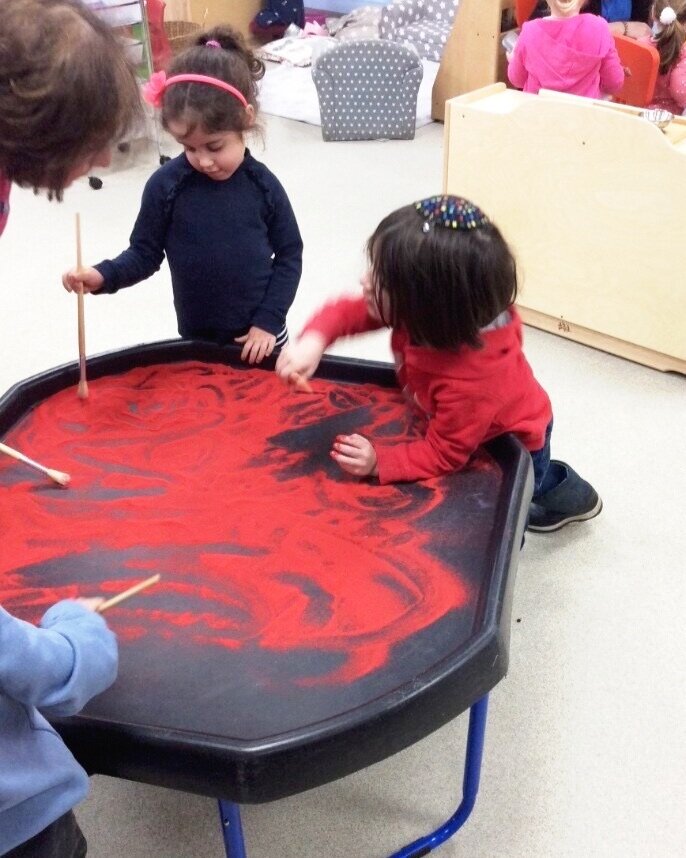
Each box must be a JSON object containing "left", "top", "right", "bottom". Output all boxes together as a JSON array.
[
  {"left": 303, "top": 297, "right": 552, "bottom": 484},
  {"left": 508, "top": 14, "right": 625, "bottom": 99}
]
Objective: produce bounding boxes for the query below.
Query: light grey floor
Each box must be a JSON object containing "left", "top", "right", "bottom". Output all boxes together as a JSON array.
[{"left": 1, "top": 115, "right": 685, "bottom": 858}]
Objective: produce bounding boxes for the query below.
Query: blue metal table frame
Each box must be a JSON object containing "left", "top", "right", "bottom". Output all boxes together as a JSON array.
[{"left": 217, "top": 695, "right": 489, "bottom": 858}]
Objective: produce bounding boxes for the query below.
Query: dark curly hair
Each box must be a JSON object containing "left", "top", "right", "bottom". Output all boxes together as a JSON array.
[
  {"left": 0, "top": 0, "right": 141, "bottom": 197},
  {"left": 161, "top": 26, "right": 265, "bottom": 135},
  {"left": 366, "top": 198, "right": 518, "bottom": 351}
]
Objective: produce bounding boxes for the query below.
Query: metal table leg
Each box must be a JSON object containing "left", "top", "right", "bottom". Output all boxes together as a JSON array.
[
  {"left": 388, "top": 694, "right": 490, "bottom": 858},
  {"left": 218, "top": 799, "right": 247, "bottom": 858},
  {"left": 216, "top": 694, "right": 489, "bottom": 858}
]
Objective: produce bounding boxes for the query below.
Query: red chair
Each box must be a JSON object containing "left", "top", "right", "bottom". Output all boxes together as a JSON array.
[
  {"left": 515, "top": 0, "right": 539, "bottom": 27},
  {"left": 612, "top": 34, "right": 659, "bottom": 107}
]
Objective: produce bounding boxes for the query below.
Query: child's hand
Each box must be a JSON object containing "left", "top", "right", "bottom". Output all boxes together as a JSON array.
[
  {"left": 235, "top": 327, "right": 276, "bottom": 364},
  {"left": 62, "top": 266, "right": 104, "bottom": 294},
  {"left": 331, "top": 434, "right": 378, "bottom": 477},
  {"left": 74, "top": 596, "right": 106, "bottom": 612},
  {"left": 626, "top": 21, "right": 651, "bottom": 39},
  {"left": 275, "top": 333, "right": 327, "bottom": 384},
  {"left": 610, "top": 20, "right": 651, "bottom": 39}
]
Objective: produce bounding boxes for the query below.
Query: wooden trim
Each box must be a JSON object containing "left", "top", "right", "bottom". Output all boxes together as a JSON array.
[
  {"left": 518, "top": 307, "right": 686, "bottom": 375},
  {"left": 452, "top": 82, "right": 507, "bottom": 104}
]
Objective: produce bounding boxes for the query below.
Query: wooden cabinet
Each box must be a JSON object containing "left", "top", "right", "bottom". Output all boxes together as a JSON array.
[
  {"left": 165, "top": 0, "right": 261, "bottom": 39},
  {"left": 443, "top": 85, "right": 686, "bottom": 373},
  {"left": 432, "top": 0, "right": 513, "bottom": 121}
]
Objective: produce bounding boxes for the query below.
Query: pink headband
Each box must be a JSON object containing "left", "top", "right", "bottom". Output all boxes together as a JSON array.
[{"left": 142, "top": 71, "right": 249, "bottom": 110}]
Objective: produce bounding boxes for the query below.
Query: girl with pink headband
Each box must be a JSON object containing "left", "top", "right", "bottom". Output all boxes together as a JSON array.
[{"left": 63, "top": 27, "right": 303, "bottom": 366}]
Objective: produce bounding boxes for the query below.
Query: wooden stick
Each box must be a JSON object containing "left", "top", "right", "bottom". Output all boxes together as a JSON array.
[
  {"left": 97, "top": 574, "right": 161, "bottom": 613},
  {"left": 0, "top": 441, "right": 70, "bottom": 486},
  {"left": 75, "top": 213, "right": 88, "bottom": 400},
  {"left": 289, "top": 372, "right": 313, "bottom": 394}
]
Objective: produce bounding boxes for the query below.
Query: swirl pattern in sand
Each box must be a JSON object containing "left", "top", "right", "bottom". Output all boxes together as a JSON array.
[{"left": 0, "top": 361, "right": 499, "bottom": 688}]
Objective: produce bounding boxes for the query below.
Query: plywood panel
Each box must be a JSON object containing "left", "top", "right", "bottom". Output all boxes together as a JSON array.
[
  {"left": 443, "top": 86, "right": 686, "bottom": 372},
  {"left": 432, "top": 0, "right": 513, "bottom": 121}
]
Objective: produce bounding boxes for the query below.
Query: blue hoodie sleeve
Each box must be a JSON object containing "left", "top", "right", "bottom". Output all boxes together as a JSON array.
[
  {"left": 249, "top": 175, "right": 303, "bottom": 336},
  {"left": 0, "top": 601, "right": 118, "bottom": 717}
]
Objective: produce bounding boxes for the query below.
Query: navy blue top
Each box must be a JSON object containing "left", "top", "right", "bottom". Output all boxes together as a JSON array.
[{"left": 94, "top": 151, "right": 303, "bottom": 341}]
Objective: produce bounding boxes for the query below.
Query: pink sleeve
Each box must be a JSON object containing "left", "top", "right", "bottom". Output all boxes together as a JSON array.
[
  {"left": 668, "top": 52, "right": 686, "bottom": 111},
  {"left": 507, "top": 29, "right": 529, "bottom": 90},
  {"left": 599, "top": 37, "right": 625, "bottom": 95}
]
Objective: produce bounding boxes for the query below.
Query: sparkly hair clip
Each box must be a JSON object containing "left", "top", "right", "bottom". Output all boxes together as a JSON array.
[
  {"left": 205, "top": 39, "right": 221, "bottom": 48},
  {"left": 415, "top": 195, "right": 489, "bottom": 233}
]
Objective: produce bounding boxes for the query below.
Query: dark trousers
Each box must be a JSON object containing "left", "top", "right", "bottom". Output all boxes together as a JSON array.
[
  {"left": 5, "top": 811, "right": 86, "bottom": 858},
  {"left": 530, "top": 419, "right": 557, "bottom": 498}
]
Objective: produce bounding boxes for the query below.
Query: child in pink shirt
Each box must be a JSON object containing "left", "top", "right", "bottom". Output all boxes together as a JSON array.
[
  {"left": 508, "top": 0, "right": 625, "bottom": 97},
  {"left": 644, "top": 0, "right": 686, "bottom": 113}
]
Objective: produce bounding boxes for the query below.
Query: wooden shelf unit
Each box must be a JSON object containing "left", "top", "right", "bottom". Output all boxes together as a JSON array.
[{"left": 443, "top": 85, "right": 686, "bottom": 374}]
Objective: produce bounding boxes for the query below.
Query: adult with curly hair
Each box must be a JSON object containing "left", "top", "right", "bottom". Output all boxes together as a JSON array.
[
  {"left": 0, "top": 4, "right": 139, "bottom": 857},
  {"left": 0, "top": 0, "right": 141, "bottom": 237}
]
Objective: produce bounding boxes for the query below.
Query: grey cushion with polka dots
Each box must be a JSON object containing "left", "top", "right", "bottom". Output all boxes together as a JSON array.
[
  {"left": 379, "top": 0, "right": 459, "bottom": 63},
  {"left": 312, "top": 40, "right": 423, "bottom": 142}
]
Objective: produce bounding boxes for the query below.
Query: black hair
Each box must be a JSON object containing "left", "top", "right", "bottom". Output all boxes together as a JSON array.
[
  {"left": 366, "top": 199, "right": 518, "bottom": 350},
  {"left": 161, "top": 26, "right": 264, "bottom": 135}
]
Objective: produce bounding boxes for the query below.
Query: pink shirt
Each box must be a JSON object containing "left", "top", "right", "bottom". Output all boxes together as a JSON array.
[
  {"left": 508, "top": 14, "right": 625, "bottom": 99},
  {"left": 648, "top": 42, "right": 686, "bottom": 114},
  {"left": 0, "top": 174, "right": 10, "bottom": 238}
]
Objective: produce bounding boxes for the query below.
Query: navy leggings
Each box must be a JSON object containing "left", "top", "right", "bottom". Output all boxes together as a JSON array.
[
  {"left": 529, "top": 419, "right": 559, "bottom": 498},
  {"left": 5, "top": 812, "right": 86, "bottom": 858}
]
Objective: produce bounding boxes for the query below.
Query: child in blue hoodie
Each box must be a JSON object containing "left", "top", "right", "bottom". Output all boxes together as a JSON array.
[{"left": 0, "top": 598, "right": 118, "bottom": 857}]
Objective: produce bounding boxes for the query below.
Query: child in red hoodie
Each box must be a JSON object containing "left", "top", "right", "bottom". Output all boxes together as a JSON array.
[
  {"left": 508, "top": 0, "right": 625, "bottom": 98},
  {"left": 276, "top": 195, "right": 602, "bottom": 532}
]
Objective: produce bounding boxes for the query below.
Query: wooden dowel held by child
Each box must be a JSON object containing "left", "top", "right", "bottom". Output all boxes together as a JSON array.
[{"left": 97, "top": 574, "right": 161, "bottom": 613}]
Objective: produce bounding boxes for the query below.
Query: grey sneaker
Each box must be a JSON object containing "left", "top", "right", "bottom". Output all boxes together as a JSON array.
[{"left": 528, "top": 461, "right": 602, "bottom": 532}]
